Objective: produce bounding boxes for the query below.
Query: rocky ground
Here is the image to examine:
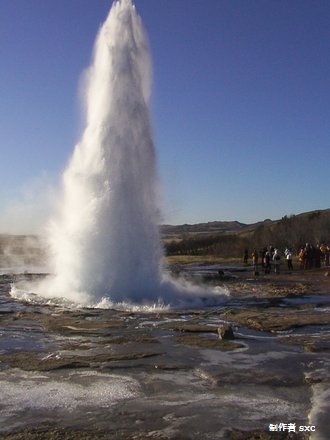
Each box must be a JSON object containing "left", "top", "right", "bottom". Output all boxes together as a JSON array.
[{"left": 0, "top": 267, "right": 329, "bottom": 439}]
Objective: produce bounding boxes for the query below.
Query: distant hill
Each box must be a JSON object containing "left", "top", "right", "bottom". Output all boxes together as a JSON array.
[
  {"left": 162, "top": 209, "right": 330, "bottom": 237},
  {"left": 161, "top": 220, "right": 247, "bottom": 238},
  {"left": 161, "top": 218, "right": 278, "bottom": 241},
  {"left": 1, "top": 208, "right": 330, "bottom": 262},
  {"left": 162, "top": 209, "right": 330, "bottom": 257}
]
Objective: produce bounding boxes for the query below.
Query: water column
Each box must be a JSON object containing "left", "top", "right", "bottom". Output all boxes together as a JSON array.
[{"left": 44, "top": 0, "right": 162, "bottom": 304}]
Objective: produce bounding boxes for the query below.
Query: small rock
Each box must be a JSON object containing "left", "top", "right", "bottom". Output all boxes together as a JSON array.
[{"left": 218, "top": 324, "right": 235, "bottom": 340}]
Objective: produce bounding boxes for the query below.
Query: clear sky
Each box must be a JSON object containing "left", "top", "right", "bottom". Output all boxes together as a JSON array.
[{"left": 0, "top": 0, "right": 329, "bottom": 233}]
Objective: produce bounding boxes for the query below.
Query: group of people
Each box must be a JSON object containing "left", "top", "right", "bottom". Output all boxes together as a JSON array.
[
  {"left": 244, "top": 243, "right": 330, "bottom": 275},
  {"left": 298, "top": 243, "right": 330, "bottom": 269},
  {"left": 250, "top": 247, "right": 284, "bottom": 275}
]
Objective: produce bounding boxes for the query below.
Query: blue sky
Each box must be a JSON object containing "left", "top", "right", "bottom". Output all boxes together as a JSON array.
[{"left": 0, "top": 0, "right": 329, "bottom": 233}]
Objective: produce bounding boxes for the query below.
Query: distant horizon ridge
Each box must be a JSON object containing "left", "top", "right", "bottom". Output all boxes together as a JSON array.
[{"left": 1, "top": 207, "right": 329, "bottom": 236}]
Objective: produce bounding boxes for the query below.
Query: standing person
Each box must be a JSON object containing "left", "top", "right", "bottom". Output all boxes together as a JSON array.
[
  {"left": 252, "top": 249, "right": 259, "bottom": 275},
  {"left": 264, "top": 251, "right": 271, "bottom": 274},
  {"left": 305, "top": 243, "right": 313, "bottom": 269},
  {"left": 320, "top": 243, "right": 327, "bottom": 264},
  {"left": 298, "top": 246, "right": 306, "bottom": 270},
  {"left": 285, "top": 248, "right": 293, "bottom": 271},
  {"left": 325, "top": 246, "right": 330, "bottom": 267},
  {"left": 314, "top": 245, "right": 321, "bottom": 268},
  {"left": 260, "top": 248, "right": 267, "bottom": 269},
  {"left": 273, "top": 249, "right": 281, "bottom": 274}
]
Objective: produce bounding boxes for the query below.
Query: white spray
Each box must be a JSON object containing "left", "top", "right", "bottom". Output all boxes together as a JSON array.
[
  {"left": 18, "top": 0, "right": 229, "bottom": 308},
  {"left": 41, "top": 0, "right": 162, "bottom": 304}
]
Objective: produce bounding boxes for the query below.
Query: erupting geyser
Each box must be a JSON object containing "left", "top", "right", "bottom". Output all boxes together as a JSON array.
[
  {"left": 42, "top": 0, "right": 162, "bottom": 304},
  {"left": 16, "top": 0, "right": 228, "bottom": 308}
]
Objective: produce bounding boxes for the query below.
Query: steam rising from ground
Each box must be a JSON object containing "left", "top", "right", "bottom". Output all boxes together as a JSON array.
[{"left": 11, "top": 0, "right": 228, "bottom": 309}]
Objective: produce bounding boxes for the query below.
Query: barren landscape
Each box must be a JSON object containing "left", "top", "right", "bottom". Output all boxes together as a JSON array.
[{"left": 0, "top": 258, "right": 329, "bottom": 439}]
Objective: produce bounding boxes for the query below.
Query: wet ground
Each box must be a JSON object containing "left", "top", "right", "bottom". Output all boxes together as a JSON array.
[{"left": 0, "top": 267, "right": 329, "bottom": 439}]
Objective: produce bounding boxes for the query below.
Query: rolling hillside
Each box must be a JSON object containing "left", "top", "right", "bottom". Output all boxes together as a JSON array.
[{"left": 1, "top": 209, "right": 330, "bottom": 264}]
